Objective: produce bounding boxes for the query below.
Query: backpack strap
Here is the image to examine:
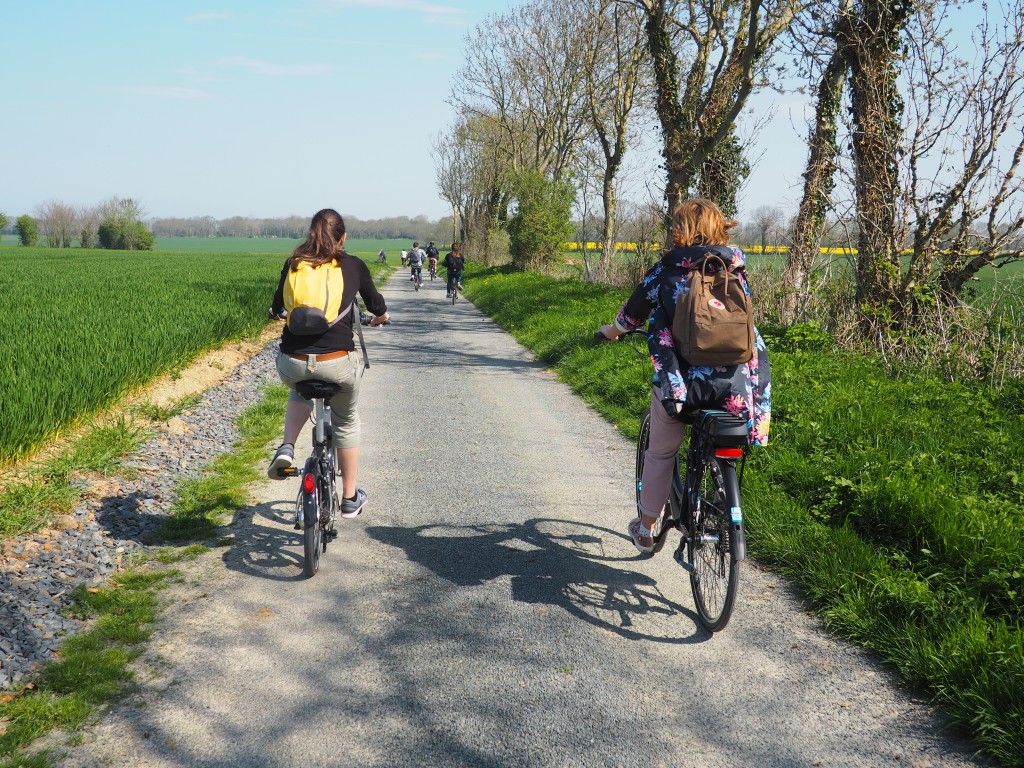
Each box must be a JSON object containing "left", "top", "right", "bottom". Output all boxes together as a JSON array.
[{"left": 346, "top": 302, "right": 370, "bottom": 370}]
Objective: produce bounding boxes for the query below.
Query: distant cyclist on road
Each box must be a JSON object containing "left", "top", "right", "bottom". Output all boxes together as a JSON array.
[
  {"left": 425, "top": 241, "right": 439, "bottom": 277},
  {"left": 408, "top": 242, "right": 427, "bottom": 286},
  {"left": 443, "top": 243, "right": 465, "bottom": 298},
  {"left": 377, "top": 249, "right": 387, "bottom": 263}
]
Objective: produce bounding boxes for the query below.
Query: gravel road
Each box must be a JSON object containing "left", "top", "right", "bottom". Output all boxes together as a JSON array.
[{"left": 55, "top": 271, "right": 982, "bottom": 768}]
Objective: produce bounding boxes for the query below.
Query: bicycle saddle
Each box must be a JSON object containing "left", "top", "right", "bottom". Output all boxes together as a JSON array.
[
  {"left": 693, "top": 410, "right": 750, "bottom": 447},
  {"left": 295, "top": 380, "right": 343, "bottom": 401}
]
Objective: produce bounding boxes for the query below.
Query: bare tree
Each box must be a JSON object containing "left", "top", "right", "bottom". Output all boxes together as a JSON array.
[
  {"left": 619, "top": 0, "right": 805, "bottom": 213},
  {"left": 452, "top": 1, "right": 592, "bottom": 181},
  {"left": 432, "top": 113, "right": 509, "bottom": 262},
  {"left": 783, "top": 0, "right": 852, "bottom": 322},
  {"left": 617, "top": 192, "right": 667, "bottom": 285},
  {"left": 749, "top": 205, "right": 786, "bottom": 254},
  {"left": 35, "top": 200, "right": 77, "bottom": 248},
  {"left": 571, "top": 0, "right": 651, "bottom": 275},
  {"left": 831, "top": 0, "right": 1024, "bottom": 317},
  {"left": 78, "top": 206, "right": 100, "bottom": 248}
]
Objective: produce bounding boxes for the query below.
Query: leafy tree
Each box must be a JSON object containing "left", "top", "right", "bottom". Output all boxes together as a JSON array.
[
  {"left": 98, "top": 219, "right": 154, "bottom": 251},
  {"left": 96, "top": 197, "right": 154, "bottom": 250},
  {"left": 507, "top": 169, "right": 576, "bottom": 269},
  {"left": 0, "top": 212, "right": 7, "bottom": 242},
  {"left": 15, "top": 215, "right": 38, "bottom": 247}
]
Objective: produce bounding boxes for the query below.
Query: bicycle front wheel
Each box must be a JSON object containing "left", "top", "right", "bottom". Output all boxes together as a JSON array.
[{"left": 687, "top": 456, "right": 741, "bottom": 631}]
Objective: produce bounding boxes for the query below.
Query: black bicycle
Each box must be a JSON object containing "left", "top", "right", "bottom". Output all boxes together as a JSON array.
[
  {"left": 600, "top": 329, "right": 750, "bottom": 632},
  {"left": 275, "top": 380, "right": 340, "bottom": 577}
]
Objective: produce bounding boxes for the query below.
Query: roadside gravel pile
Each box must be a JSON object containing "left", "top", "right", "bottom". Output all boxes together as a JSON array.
[{"left": 0, "top": 342, "right": 279, "bottom": 691}]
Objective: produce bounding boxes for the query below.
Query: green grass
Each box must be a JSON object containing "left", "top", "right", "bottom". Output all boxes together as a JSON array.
[
  {"left": 0, "top": 248, "right": 283, "bottom": 464},
  {"left": 463, "top": 263, "right": 1024, "bottom": 767},
  {"left": 0, "top": 568, "right": 177, "bottom": 766},
  {"left": 0, "top": 379, "right": 289, "bottom": 765},
  {"left": 0, "top": 419, "right": 150, "bottom": 539},
  {"left": 155, "top": 385, "right": 289, "bottom": 541},
  {"left": 0, "top": 247, "right": 388, "bottom": 466}
]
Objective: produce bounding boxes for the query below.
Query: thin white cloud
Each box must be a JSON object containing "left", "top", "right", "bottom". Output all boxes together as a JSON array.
[
  {"left": 187, "top": 12, "right": 230, "bottom": 22},
  {"left": 328, "top": 0, "right": 465, "bottom": 16},
  {"left": 218, "top": 57, "right": 331, "bottom": 76},
  {"left": 114, "top": 85, "right": 215, "bottom": 101}
]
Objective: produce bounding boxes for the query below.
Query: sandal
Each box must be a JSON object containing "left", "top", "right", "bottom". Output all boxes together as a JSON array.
[{"left": 628, "top": 517, "right": 655, "bottom": 554}]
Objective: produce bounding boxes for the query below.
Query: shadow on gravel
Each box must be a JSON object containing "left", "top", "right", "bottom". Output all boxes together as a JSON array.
[
  {"left": 367, "top": 517, "right": 708, "bottom": 644},
  {"left": 220, "top": 500, "right": 307, "bottom": 582},
  {"left": 93, "top": 491, "right": 165, "bottom": 545}
]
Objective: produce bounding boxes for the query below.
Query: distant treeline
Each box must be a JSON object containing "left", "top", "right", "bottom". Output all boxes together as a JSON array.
[{"left": 149, "top": 214, "right": 455, "bottom": 243}]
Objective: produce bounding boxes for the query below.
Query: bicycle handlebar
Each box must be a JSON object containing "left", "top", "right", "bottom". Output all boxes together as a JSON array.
[{"left": 593, "top": 328, "right": 646, "bottom": 344}]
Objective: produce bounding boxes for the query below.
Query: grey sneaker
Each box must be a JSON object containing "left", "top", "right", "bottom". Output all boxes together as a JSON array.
[
  {"left": 267, "top": 443, "right": 295, "bottom": 479},
  {"left": 339, "top": 487, "right": 368, "bottom": 518}
]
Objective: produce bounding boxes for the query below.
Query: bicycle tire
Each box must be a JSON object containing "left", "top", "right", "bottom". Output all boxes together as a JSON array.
[
  {"left": 451, "top": 288, "right": 457, "bottom": 305},
  {"left": 687, "top": 453, "right": 740, "bottom": 632},
  {"left": 301, "top": 450, "right": 328, "bottom": 577},
  {"left": 303, "top": 517, "right": 322, "bottom": 577},
  {"left": 634, "top": 410, "right": 671, "bottom": 554}
]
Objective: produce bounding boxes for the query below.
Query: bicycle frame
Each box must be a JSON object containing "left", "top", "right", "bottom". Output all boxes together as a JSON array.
[{"left": 684, "top": 415, "right": 748, "bottom": 562}]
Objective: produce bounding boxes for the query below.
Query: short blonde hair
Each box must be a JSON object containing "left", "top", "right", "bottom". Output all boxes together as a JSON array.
[{"left": 671, "top": 198, "right": 737, "bottom": 248}]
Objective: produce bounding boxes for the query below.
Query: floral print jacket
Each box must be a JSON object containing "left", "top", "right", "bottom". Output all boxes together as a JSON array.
[{"left": 615, "top": 245, "right": 771, "bottom": 446}]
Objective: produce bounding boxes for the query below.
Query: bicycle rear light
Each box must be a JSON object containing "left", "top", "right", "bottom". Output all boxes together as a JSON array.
[
  {"left": 714, "top": 447, "right": 744, "bottom": 458},
  {"left": 303, "top": 472, "right": 316, "bottom": 494}
]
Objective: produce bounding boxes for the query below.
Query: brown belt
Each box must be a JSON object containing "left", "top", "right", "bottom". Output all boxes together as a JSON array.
[{"left": 287, "top": 349, "right": 349, "bottom": 362}]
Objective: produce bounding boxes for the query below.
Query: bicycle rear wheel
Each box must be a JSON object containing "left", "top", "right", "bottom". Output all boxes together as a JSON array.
[
  {"left": 451, "top": 287, "right": 457, "bottom": 305},
  {"left": 301, "top": 460, "right": 324, "bottom": 577},
  {"left": 687, "top": 454, "right": 740, "bottom": 631}
]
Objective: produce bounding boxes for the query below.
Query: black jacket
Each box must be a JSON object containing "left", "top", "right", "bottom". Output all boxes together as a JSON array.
[
  {"left": 271, "top": 253, "right": 387, "bottom": 355},
  {"left": 442, "top": 253, "right": 465, "bottom": 274}
]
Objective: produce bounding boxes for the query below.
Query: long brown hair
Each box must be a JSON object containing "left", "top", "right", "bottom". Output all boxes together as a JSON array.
[
  {"left": 290, "top": 209, "right": 346, "bottom": 269},
  {"left": 451, "top": 242, "right": 460, "bottom": 257},
  {"left": 670, "top": 198, "right": 737, "bottom": 248}
]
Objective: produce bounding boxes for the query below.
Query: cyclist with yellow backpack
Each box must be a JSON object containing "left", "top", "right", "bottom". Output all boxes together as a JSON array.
[{"left": 267, "top": 208, "right": 389, "bottom": 519}]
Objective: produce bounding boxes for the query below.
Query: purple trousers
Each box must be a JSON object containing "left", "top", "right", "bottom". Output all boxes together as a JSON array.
[{"left": 638, "top": 387, "right": 688, "bottom": 519}]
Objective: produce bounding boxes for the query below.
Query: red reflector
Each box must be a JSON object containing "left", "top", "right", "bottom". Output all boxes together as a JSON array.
[
  {"left": 303, "top": 473, "right": 316, "bottom": 493},
  {"left": 715, "top": 448, "right": 744, "bottom": 458}
]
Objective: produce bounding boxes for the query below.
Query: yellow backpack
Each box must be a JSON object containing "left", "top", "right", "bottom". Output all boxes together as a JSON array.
[{"left": 283, "top": 259, "right": 348, "bottom": 335}]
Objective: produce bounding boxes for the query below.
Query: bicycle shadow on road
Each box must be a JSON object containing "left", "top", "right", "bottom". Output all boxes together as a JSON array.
[
  {"left": 219, "top": 499, "right": 309, "bottom": 582},
  {"left": 366, "top": 517, "right": 710, "bottom": 644}
]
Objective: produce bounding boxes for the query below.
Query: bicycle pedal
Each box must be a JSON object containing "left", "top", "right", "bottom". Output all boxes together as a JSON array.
[
  {"left": 673, "top": 548, "right": 695, "bottom": 572},
  {"left": 278, "top": 467, "right": 299, "bottom": 477},
  {"left": 325, "top": 528, "right": 338, "bottom": 541}
]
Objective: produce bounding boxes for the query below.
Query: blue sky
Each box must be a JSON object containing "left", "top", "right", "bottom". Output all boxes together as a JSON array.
[{"left": 2, "top": 0, "right": 813, "bottom": 222}]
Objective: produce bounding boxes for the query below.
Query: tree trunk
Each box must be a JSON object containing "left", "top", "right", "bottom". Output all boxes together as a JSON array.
[
  {"left": 843, "top": 0, "right": 912, "bottom": 316},
  {"left": 644, "top": 0, "right": 692, "bottom": 215},
  {"left": 783, "top": 41, "right": 848, "bottom": 323},
  {"left": 600, "top": 167, "right": 617, "bottom": 279}
]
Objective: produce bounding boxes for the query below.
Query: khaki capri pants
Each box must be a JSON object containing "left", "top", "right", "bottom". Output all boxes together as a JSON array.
[{"left": 275, "top": 350, "right": 363, "bottom": 448}]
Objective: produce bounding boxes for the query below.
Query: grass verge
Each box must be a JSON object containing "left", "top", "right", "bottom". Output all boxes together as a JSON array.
[
  {"left": 154, "top": 385, "right": 289, "bottom": 541},
  {"left": 0, "top": 385, "right": 288, "bottom": 765},
  {"left": 463, "top": 263, "right": 1024, "bottom": 767},
  {"left": 0, "top": 418, "right": 150, "bottom": 540},
  {"left": 0, "top": 562, "right": 188, "bottom": 766}
]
